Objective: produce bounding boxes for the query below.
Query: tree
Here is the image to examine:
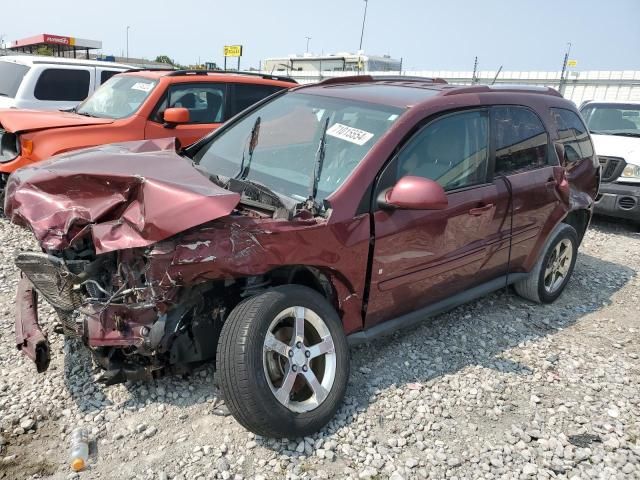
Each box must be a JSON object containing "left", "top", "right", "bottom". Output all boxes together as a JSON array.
[{"left": 155, "top": 55, "right": 175, "bottom": 65}]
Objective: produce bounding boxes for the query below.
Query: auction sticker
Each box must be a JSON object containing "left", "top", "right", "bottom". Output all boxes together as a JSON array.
[
  {"left": 326, "top": 123, "right": 374, "bottom": 146},
  {"left": 131, "top": 82, "right": 154, "bottom": 92}
]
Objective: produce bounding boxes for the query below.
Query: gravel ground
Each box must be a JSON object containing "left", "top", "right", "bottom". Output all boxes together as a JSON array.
[{"left": 0, "top": 217, "right": 638, "bottom": 480}]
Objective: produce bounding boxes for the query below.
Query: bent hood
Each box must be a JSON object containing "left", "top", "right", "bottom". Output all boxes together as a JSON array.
[
  {"left": 591, "top": 133, "right": 640, "bottom": 165},
  {"left": 5, "top": 138, "right": 241, "bottom": 254},
  {"left": 0, "top": 108, "right": 114, "bottom": 133}
]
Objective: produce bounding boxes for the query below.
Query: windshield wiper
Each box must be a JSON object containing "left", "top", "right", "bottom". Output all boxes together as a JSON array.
[
  {"left": 75, "top": 111, "right": 99, "bottom": 118},
  {"left": 610, "top": 132, "right": 640, "bottom": 138},
  {"left": 306, "top": 116, "right": 331, "bottom": 212},
  {"left": 235, "top": 116, "right": 261, "bottom": 180}
]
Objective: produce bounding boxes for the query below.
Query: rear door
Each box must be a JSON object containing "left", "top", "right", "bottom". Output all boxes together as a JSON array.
[
  {"left": 366, "top": 109, "right": 507, "bottom": 327},
  {"left": 488, "top": 105, "right": 560, "bottom": 272},
  {"left": 145, "top": 83, "right": 227, "bottom": 146}
]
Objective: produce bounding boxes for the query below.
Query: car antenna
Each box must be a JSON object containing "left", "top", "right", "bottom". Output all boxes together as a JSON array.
[{"left": 307, "top": 116, "right": 331, "bottom": 212}]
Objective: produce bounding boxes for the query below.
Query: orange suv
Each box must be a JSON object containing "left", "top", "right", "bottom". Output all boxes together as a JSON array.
[{"left": 0, "top": 69, "right": 296, "bottom": 193}]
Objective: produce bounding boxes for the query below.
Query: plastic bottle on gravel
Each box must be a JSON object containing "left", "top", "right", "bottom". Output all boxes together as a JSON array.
[{"left": 69, "top": 427, "right": 89, "bottom": 472}]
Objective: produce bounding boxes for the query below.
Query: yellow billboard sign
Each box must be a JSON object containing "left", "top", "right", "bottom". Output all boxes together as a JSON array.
[
  {"left": 224, "top": 45, "right": 243, "bottom": 57},
  {"left": 567, "top": 60, "right": 578, "bottom": 67}
]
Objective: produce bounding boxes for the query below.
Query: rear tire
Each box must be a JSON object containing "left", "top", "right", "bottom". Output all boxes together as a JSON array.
[
  {"left": 216, "top": 285, "right": 349, "bottom": 437},
  {"left": 514, "top": 223, "right": 578, "bottom": 304}
]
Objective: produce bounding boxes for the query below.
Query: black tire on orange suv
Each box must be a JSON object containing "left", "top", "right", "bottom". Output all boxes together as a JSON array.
[
  {"left": 514, "top": 223, "right": 579, "bottom": 304},
  {"left": 216, "top": 285, "right": 350, "bottom": 437}
]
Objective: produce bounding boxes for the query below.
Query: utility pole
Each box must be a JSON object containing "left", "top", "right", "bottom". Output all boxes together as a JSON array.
[
  {"left": 559, "top": 42, "right": 572, "bottom": 95},
  {"left": 126, "top": 26, "right": 130, "bottom": 61},
  {"left": 305, "top": 36, "right": 312, "bottom": 54}
]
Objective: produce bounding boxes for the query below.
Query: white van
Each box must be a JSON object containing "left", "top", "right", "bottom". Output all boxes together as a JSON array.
[{"left": 0, "top": 55, "right": 130, "bottom": 111}]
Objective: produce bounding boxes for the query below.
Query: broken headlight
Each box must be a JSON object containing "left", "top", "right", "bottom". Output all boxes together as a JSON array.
[
  {"left": 0, "top": 129, "right": 19, "bottom": 163},
  {"left": 620, "top": 163, "right": 640, "bottom": 184}
]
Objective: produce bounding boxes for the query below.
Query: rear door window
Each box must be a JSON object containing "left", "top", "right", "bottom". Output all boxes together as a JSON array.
[
  {"left": 34, "top": 68, "right": 90, "bottom": 101},
  {"left": 0, "top": 62, "right": 30, "bottom": 98},
  {"left": 229, "top": 84, "right": 285, "bottom": 117},
  {"left": 550, "top": 108, "right": 594, "bottom": 164},
  {"left": 492, "top": 106, "right": 548, "bottom": 175}
]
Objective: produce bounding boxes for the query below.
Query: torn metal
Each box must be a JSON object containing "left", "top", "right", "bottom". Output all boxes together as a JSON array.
[{"left": 8, "top": 139, "right": 369, "bottom": 381}]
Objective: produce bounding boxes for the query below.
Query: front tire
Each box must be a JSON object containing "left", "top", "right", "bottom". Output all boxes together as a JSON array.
[
  {"left": 514, "top": 223, "right": 578, "bottom": 303},
  {"left": 216, "top": 285, "right": 350, "bottom": 437}
]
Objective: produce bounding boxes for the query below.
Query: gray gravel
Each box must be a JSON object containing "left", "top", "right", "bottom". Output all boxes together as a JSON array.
[{"left": 0, "top": 217, "right": 638, "bottom": 479}]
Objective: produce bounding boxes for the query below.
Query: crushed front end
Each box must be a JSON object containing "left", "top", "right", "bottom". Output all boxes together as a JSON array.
[{"left": 15, "top": 240, "right": 231, "bottom": 384}]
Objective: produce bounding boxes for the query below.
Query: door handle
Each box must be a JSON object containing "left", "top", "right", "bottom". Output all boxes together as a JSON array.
[{"left": 469, "top": 203, "right": 494, "bottom": 216}]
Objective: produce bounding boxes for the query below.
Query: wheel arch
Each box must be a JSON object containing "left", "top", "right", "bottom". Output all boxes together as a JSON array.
[
  {"left": 562, "top": 208, "right": 591, "bottom": 245},
  {"left": 250, "top": 265, "right": 364, "bottom": 334}
]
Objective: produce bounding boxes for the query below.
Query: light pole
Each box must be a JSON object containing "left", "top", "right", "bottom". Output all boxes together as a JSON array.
[
  {"left": 358, "top": 0, "right": 368, "bottom": 52},
  {"left": 126, "top": 26, "right": 130, "bottom": 61},
  {"left": 305, "top": 36, "right": 312, "bottom": 54}
]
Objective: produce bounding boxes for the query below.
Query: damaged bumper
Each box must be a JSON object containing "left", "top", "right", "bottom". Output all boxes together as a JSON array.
[
  {"left": 15, "top": 276, "right": 50, "bottom": 373},
  {"left": 13, "top": 249, "right": 224, "bottom": 383}
]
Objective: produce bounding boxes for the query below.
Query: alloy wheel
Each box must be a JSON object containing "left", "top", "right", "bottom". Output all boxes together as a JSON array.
[
  {"left": 543, "top": 238, "right": 574, "bottom": 294},
  {"left": 263, "top": 306, "right": 336, "bottom": 413}
]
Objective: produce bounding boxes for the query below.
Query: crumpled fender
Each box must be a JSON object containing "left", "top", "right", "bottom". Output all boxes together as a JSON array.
[{"left": 5, "top": 138, "right": 240, "bottom": 254}]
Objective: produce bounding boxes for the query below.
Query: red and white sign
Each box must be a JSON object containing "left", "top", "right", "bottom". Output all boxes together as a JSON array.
[{"left": 44, "top": 35, "right": 72, "bottom": 45}]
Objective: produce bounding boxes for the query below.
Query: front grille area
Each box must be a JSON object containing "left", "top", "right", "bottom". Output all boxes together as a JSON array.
[
  {"left": 598, "top": 156, "right": 627, "bottom": 183},
  {"left": 619, "top": 196, "right": 637, "bottom": 210},
  {"left": 15, "top": 252, "right": 87, "bottom": 336}
]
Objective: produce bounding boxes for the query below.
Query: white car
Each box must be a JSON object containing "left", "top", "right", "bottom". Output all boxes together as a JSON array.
[
  {"left": 580, "top": 101, "right": 640, "bottom": 226},
  {"left": 0, "top": 55, "right": 130, "bottom": 111}
]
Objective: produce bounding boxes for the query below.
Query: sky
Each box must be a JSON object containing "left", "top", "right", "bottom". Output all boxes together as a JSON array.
[{"left": 1, "top": 0, "right": 639, "bottom": 71}]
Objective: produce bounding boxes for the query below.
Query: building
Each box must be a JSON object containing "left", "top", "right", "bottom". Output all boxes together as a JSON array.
[
  {"left": 263, "top": 52, "right": 401, "bottom": 74},
  {"left": 9, "top": 33, "right": 101, "bottom": 59}
]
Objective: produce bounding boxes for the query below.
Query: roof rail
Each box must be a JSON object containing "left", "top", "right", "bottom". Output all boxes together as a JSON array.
[
  {"left": 124, "top": 67, "right": 176, "bottom": 73},
  {"left": 318, "top": 75, "right": 447, "bottom": 86},
  {"left": 164, "top": 69, "right": 297, "bottom": 84},
  {"left": 442, "top": 84, "right": 562, "bottom": 97}
]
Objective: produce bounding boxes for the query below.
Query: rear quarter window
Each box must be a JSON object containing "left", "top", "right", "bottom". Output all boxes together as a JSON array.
[
  {"left": 100, "top": 70, "right": 121, "bottom": 84},
  {"left": 0, "top": 62, "right": 30, "bottom": 98},
  {"left": 34, "top": 68, "right": 90, "bottom": 101}
]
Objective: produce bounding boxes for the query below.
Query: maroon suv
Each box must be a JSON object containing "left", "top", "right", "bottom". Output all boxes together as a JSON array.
[{"left": 7, "top": 76, "right": 599, "bottom": 437}]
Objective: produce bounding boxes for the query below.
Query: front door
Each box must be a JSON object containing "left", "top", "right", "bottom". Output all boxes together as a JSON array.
[
  {"left": 366, "top": 109, "right": 507, "bottom": 327},
  {"left": 145, "top": 83, "right": 226, "bottom": 146}
]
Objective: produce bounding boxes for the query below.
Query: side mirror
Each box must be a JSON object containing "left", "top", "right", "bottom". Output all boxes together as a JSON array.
[
  {"left": 379, "top": 176, "right": 448, "bottom": 210},
  {"left": 163, "top": 107, "right": 190, "bottom": 127}
]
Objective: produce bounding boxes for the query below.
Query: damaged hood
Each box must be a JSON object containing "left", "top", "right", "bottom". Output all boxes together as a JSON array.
[
  {"left": 5, "top": 138, "right": 241, "bottom": 254},
  {"left": 0, "top": 108, "right": 114, "bottom": 133}
]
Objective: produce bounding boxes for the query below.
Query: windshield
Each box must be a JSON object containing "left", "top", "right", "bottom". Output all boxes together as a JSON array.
[
  {"left": 193, "top": 92, "right": 404, "bottom": 203},
  {"left": 581, "top": 103, "right": 640, "bottom": 137},
  {"left": 0, "top": 62, "right": 30, "bottom": 98},
  {"left": 76, "top": 75, "right": 157, "bottom": 119}
]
